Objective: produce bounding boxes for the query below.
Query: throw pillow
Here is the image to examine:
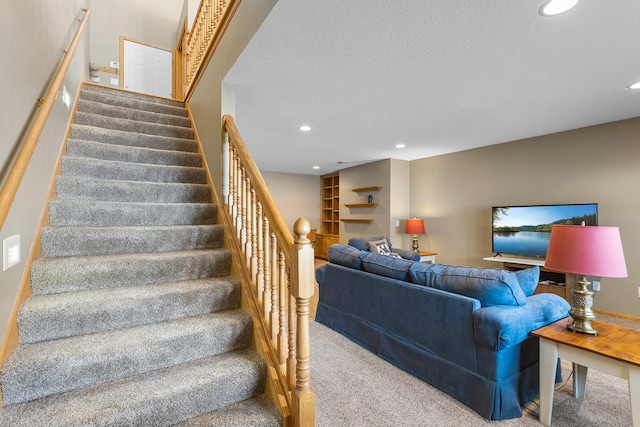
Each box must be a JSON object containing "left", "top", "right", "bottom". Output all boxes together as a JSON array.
[
  {"left": 367, "top": 238, "right": 391, "bottom": 255},
  {"left": 514, "top": 266, "right": 540, "bottom": 296}
]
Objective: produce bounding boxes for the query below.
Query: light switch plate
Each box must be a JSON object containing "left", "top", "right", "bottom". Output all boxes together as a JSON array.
[
  {"left": 109, "top": 61, "right": 120, "bottom": 69},
  {"left": 110, "top": 78, "right": 119, "bottom": 86},
  {"left": 3, "top": 234, "right": 20, "bottom": 271}
]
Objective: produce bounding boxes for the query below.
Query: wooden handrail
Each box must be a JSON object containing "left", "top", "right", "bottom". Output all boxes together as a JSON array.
[
  {"left": 222, "top": 114, "right": 316, "bottom": 426},
  {"left": 0, "top": 8, "right": 91, "bottom": 231}
]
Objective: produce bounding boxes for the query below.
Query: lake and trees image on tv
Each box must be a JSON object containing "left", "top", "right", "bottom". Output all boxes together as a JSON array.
[{"left": 492, "top": 204, "right": 598, "bottom": 258}]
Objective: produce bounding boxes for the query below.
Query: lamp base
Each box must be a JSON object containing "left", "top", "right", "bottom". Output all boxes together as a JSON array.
[
  {"left": 567, "top": 275, "right": 598, "bottom": 335},
  {"left": 411, "top": 235, "right": 419, "bottom": 252}
]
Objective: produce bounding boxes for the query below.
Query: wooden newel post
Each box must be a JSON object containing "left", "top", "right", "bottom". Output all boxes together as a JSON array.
[{"left": 290, "top": 218, "right": 316, "bottom": 427}]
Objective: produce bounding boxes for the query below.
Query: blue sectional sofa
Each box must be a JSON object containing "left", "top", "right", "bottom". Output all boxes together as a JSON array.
[{"left": 315, "top": 244, "right": 571, "bottom": 420}]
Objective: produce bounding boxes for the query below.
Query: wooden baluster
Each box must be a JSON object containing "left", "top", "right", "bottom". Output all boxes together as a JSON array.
[
  {"left": 240, "top": 168, "right": 247, "bottom": 242},
  {"left": 256, "top": 201, "right": 265, "bottom": 302},
  {"left": 288, "top": 286, "right": 296, "bottom": 390},
  {"left": 270, "top": 231, "right": 279, "bottom": 341},
  {"left": 231, "top": 148, "right": 239, "bottom": 225},
  {"left": 245, "top": 180, "right": 253, "bottom": 267},
  {"left": 227, "top": 145, "right": 235, "bottom": 214},
  {"left": 263, "top": 217, "right": 272, "bottom": 316},
  {"left": 290, "top": 218, "right": 316, "bottom": 426},
  {"left": 278, "top": 249, "right": 288, "bottom": 364}
]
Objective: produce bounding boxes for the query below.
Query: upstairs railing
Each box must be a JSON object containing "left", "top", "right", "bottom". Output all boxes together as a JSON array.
[
  {"left": 183, "top": 0, "right": 240, "bottom": 100},
  {"left": 221, "top": 115, "right": 316, "bottom": 426},
  {"left": 0, "top": 8, "right": 91, "bottom": 232}
]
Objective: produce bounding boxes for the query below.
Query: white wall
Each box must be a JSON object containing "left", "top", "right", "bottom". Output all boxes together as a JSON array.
[
  {"left": 88, "top": 0, "right": 184, "bottom": 86},
  {"left": 0, "top": 0, "right": 88, "bottom": 345},
  {"left": 410, "top": 118, "right": 640, "bottom": 318},
  {"left": 262, "top": 172, "right": 319, "bottom": 233}
]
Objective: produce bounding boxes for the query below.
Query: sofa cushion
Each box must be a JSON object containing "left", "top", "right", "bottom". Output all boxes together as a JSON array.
[
  {"left": 409, "top": 263, "right": 527, "bottom": 307},
  {"left": 328, "top": 244, "right": 367, "bottom": 270},
  {"left": 362, "top": 253, "right": 413, "bottom": 281},
  {"left": 514, "top": 266, "right": 540, "bottom": 296}
]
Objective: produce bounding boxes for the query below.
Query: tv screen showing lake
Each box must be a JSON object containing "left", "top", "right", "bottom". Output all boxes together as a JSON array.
[{"left": 493, "top": 231, "right": 550, "bottom": 257}]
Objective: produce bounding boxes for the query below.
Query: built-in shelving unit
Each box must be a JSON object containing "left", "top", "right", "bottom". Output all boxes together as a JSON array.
[{"left": 316, "top": 172, "right": 340, "bottom": 260}]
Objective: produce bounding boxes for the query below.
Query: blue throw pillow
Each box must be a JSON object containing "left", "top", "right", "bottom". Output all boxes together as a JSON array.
[
  {"left": 362, "top": 253, "right": 413, "bottom": 281},
  {"left": 348, "top": 236, "right": 390, "bottom": 251},
  {"left": 514, "top": 266, "right": 540, "bottom": 297},
  {"left": 328, "top": 244, "right": 367, "bottom": 270},
  {"left": 409, "top": 263, "right": 527, "bottom": 307}
]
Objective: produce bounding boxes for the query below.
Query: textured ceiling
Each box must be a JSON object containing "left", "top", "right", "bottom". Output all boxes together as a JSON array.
[{"left": 223, "top": 0, "right": 640, "bottom": 175}]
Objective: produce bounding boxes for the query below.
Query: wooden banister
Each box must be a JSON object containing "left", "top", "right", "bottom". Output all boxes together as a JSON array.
[
  {"left": 0, "top": 8, "right": 91, "bottom": 231},
  {"left": 222, "top": 114, "right": 316, "bottom": 426}
]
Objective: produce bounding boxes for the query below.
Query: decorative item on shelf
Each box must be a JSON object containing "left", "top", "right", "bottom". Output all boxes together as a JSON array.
[
  {"left": 544, "top": 223, "right": 627, "bottom": 335},
  {"left": 368, "top": 194, "right": 373, "bottom": 203},
  {"left": 405, "top": 218, "right": 425, "bottom": 252}
]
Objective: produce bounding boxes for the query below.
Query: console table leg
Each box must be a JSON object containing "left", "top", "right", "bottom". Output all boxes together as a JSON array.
[
  {"left": 573, "top": 363, "right": 588, "bottom": 399},
  {"left": 539, "top": 338, "right": 558, "bottom": 427},
  {"left": 629, "top": 366, "right": 640, "bottom": 427}
]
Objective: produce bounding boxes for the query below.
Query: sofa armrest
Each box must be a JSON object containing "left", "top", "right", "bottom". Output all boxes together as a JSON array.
[
  {"left": 392, "top": 248, "right": 420, "bottom": 261},
  {"left": 473, "top": 293, "right": 570, "bottom": 351}
]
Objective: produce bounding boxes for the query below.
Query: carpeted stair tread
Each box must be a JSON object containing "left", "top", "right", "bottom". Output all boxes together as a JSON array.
[
  {"left": 82, "top": 83, "right": 184, "bottom": 108},
  {"left": 0, "top": 348, "right": 266, "bottom": 427},
  {"left": 66, "top": 139, "right": 202, "bottom": 167},
  {"left": 77, "top": 99, "right": 192, "bottom": 128},
  {"left": 80, "top": 89, "right": 189, "bottom": 117},
  {"left": 30, "top": 249, "right": 232, "bottom": 295},
  {"left": 2, "top": 309, "right": 253, "bottom": 405},
  {"left": 70, "top": 124, "right": 198, "bottom": 152},
  {"left": 61, "top": 156, "right": 206, "bottom": 184},
  {"left": 40, "top": 224, "right": 224, "bottom": 257},
  {"left": 75, "top": 111, "right": 194, "bottom": 139},
  {"left": 49, "top": 199, "right": 217, "bottom": 227},
  {"left": 173, "top": 395, "right": 282, "bottom": 427},
  {"left": 55, "top": 176, "right": 211, "bottom": 203},
  {"left": 18, "top": 277, "right": 241, "bottom": 344}
]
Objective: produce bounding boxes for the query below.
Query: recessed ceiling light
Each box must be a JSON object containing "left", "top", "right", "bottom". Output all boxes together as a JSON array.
[
  {"left": 313, "top": 166, "right": 320, "bottom": 169},
  {"left": 395, "top": 144, "right": 406, "bottom": 149},
  {"left": 627, "top": 81, "right": 640, "bottom": 90},
  {"left": 539, "top": 0, "right": 579, "bottom": 16},
  {"left": 337, "top": 160, "right": 349, "bottom": 165},
  {"left": 298, "top": 125, "right": 311, "bottom": 132}
]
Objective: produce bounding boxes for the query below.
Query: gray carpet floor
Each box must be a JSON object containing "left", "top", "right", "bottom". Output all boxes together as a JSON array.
[{"left": 310, "top": 311, "right": 634, "bottom": 427}]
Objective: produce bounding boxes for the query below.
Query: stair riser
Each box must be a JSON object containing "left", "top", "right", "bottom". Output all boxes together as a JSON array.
[
  {"left": 75, "top": 111, "right": 195, "bottom": 139},
  {"left": 83, "top": 83, "right": 184, "bottom": 108},
  {"left": 18, "top": 279, "right": 241, "bottom": 344},
  {"left": 61, "top": 157, "right": 206, "bottom": 184},
  {"left": 40, "top": 225, "right": 224, "bottom": 257},
  {"left": 77, "top": 99, "right": 193, "bottom": 128},
  {"left": 66, "top": 139, "right": 202, "bottom": 167},
  {"left": 70, "top": 124, "right": 198, "bottom": 153},
  {"left": 49, "top": 199, "right": 217, "bottom": 227},
  {"left": 30, "top": 250, "right": 232, "bottom": 295},
  {"left": 55, "top": 176, "right": 211, "bottom": 204},
  {"left": 80, "top": 89, "right": 189, "bottom": 117},
  {"left": 0, "top": 350, "right": 266, "bottom": 427},
  {"left": 2, "top": 313, "right": 253, "bottom": 405}
]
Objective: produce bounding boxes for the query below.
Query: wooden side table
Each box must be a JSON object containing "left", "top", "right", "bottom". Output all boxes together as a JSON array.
[
  {"left": 419, "top": 251, "right": 437, "bottom": 263},
  {"left": 532, "top": 319, "right": 640, "bottom": 426}
]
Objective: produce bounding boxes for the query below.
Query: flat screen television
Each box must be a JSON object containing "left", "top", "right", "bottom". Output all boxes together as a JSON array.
[{"left": 491, "top": 203, "right": 598, "bottom": 258}]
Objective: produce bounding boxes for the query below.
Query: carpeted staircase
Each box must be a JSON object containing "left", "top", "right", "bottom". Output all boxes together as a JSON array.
[{"left": 0, "top": 84, "right": 281, "bottom": 426}]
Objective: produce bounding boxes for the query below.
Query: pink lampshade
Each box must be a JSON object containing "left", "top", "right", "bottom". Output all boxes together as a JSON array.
[
  {"left": 544, "top": 225, "right": 627, "bottom": 278},
  {"left": 405, "top": 218, "right": 425, "bottom": 235}
]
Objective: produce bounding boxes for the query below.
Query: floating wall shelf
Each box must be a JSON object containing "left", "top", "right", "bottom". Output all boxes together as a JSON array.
[
  {"left": 340, "top": 218, "right": 373, "bottom": 223},
  {"left": 344, "top": 203, "right": 378, "bottom": 208},
  {"left": 351, "top": 186, "right": 382, "bottom": 193}
]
